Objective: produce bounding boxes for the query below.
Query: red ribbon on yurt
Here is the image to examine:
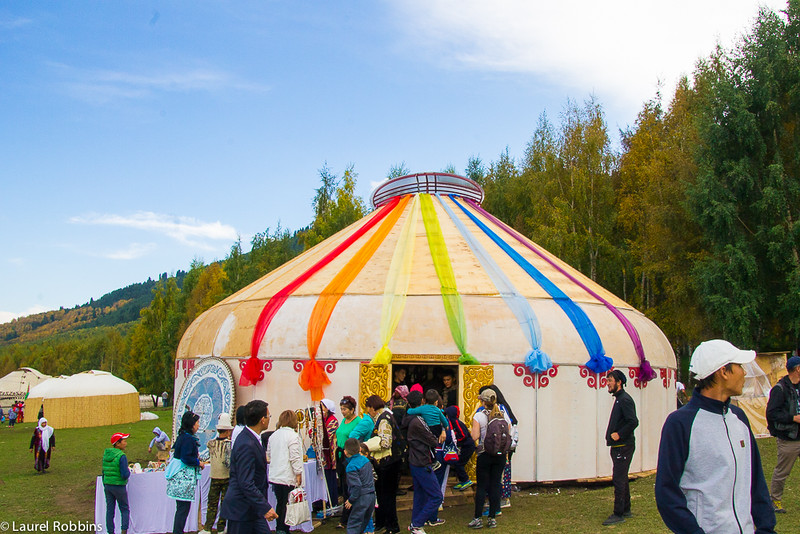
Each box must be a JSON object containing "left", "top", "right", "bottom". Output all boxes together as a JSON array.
[{"left": 240, "top": 196, "right": 403, "bottom": 387}]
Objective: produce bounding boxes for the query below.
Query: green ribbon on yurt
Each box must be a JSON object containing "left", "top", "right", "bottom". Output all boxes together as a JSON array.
[{"left": 419, "top": 193, "right": 479, "bottom": 365}]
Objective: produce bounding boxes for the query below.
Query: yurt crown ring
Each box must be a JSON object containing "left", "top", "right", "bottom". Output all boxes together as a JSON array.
[{"left": 370, "top": 172, "right": 484, "bottom": 208}]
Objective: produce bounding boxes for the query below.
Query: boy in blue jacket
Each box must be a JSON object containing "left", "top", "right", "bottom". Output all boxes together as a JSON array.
[{"left": 344, "top": 438, "right": 376, "bottom": 534}]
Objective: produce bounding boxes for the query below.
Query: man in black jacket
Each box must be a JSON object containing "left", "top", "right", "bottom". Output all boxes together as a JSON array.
[
  {"left": 221, "top": 400, "right": 278, "bottom": 534},
  {"left": 766, "top": 355, "right": 800, "bottom": 514},
  {"left": 603, "top": 369, "right": 639, "bottom": 526},
  {"left": 403, "top": 391, "right": 442, "bottom": 534}
]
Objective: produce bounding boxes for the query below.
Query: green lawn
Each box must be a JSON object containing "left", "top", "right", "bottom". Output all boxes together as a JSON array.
[{"left": 0, "top": 414, "right": 797, "bottom": 533}]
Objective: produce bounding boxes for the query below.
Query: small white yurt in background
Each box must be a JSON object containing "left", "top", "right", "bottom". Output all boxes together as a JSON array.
[
  {"left": 0, "top": 367, "right": 50, "bottom": 410},
  {"left": 32, "top": 370, "right": 140, "bottom": 428}
]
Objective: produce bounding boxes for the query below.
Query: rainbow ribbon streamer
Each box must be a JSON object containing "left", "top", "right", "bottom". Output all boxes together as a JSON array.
[
  {"left": 438, "top": 195, "right": 551, "bottom": 373},
  {"left": 243, "top": 195, "right": 403, "bottom": 387},
  {"left": 465, "top": 198, "right": 654, "bottom": 381},
  {"left": 420, "top": 194, "right": 479, "bottom": 365},
  {"left": 302, "top": 195, "right": 412, "bottom": 400},
  {"left": 453, "top": 195, "right": 612, "bottom": 374},
  {"left": 372, "top": 195, "right": 419, "bottom": 365}
]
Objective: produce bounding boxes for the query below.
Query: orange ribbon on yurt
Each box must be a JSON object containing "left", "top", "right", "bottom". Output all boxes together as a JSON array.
[
  {"left": 241, "top": 195, "right": 403, "bottom": 387},
  {"left": 301, "top": 195, "right": 411, "bottom": 400}
]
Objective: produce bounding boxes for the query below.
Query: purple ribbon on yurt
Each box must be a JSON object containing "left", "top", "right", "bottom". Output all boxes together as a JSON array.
[{"left": 464, "top": 197, "right": 656, "bottom": 382}]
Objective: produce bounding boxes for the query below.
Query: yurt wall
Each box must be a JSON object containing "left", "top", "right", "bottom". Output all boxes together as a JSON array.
[
  {"left": 35, "top": 371, "right": 140, "bottom": 429},
  {"left": 43, "top": 392, "right": 140, "bottom": 429}
]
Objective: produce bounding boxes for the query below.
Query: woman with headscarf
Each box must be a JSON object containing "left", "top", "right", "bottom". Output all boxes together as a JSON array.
[
  {"left": 30, "top": 418, "right": 55, "bottom": 473},
  {"left": 318, "top": 398, "right": 340, "bottom": 510},
  {"left": 477, "top": 385, "right": 518, "bottom": 510},
  {"left": 167, "top": 410, "right": 208, "bottom": 534},
  {"left": 389, "top": 385, "right": 409, "bottom": 423}
]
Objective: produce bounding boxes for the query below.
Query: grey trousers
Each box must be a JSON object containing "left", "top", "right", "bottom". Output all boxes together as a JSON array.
[
  {"left": 771, "top": 438, "right": 800, "bottom": 501},
  {"left": 347, "top": 493, "right": 376, "bottom": 534}
]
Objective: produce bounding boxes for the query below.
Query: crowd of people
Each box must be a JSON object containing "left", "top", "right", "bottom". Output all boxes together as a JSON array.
[
  {"left": 40, "top": 339, "right": 800, "bottom": 534},
  {"left": 1, "top": 400, "right": 25, "bottom": 426},
  {"left": 133, "top": 367, "right": 518, "bottom": 534}
]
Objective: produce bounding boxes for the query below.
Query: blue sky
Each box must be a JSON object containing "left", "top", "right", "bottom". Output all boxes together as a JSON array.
[{"left": 0, "top": 0, "right": 783, "bottom": 323}]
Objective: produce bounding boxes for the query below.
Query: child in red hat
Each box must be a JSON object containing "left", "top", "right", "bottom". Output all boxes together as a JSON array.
[{"left": 103, "top": 432, "right": 131, "bottom": 534}]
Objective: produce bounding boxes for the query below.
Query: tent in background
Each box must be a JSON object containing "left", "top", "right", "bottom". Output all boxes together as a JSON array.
[
  {"left": 0, "top": 367, "right": 50, "bottom": 410},
  {"left": 26, "top": 370, "right": 139, "bottom": 428}
]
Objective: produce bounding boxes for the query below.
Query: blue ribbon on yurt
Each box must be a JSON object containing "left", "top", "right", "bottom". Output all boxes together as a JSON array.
[{"left": 450, "top": 195, "right": 613, "bottom": 374}]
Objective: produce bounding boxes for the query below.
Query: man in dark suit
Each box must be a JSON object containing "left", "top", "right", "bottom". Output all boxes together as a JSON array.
[{"left": 221, "top": 400, "right": 278, "bottom": 534}]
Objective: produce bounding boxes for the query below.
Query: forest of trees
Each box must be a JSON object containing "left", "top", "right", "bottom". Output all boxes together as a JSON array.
[{"left": 1, "top": 2, "right": 798, "bottom": 393}]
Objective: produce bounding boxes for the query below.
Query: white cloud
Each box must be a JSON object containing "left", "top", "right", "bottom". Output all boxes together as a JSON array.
[
  {"left": 51, "top": 62, "right": 269, "bottom": 104},
  {"left": 388, "top": 0, "right": 785, "bottom": 112},
  {"left": 0, "top": 305, "right": 50, "bottom": 325},
  {"left": 101, "top": 242, "right": 158, "bottom": 260},
  {"left": 70, "top": 211, "right": 238, "bottom": 250}
]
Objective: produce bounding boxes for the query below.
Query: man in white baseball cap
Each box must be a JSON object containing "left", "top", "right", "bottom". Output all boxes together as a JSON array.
[{"left": 655, "top": 340, "right": 775, "bottom": 533}]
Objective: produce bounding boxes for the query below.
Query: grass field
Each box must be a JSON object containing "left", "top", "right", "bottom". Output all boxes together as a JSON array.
[{"left": 0, "top": 411, "right": 798, "bottom": 533}]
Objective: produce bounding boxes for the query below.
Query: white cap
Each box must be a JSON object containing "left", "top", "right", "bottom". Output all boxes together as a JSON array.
[
  {"left": 216, "top": 413, "right": 234, "bottom": 431},
  {"left": 690, "top": 340, "right": 756, "bottom": 380},
  {"left": 676, "top": 381, "right": 685, "bottom": 391}
]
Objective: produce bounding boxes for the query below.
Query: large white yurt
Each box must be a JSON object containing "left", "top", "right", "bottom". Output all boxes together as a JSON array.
[
  {"left": 175, "top": 173, "right": 677, "bottom": 482},
  {"left": 0, "top": 367, "right": 50, "bottom": 410},
  {"left": 28, "top": 370, "right": 140, "bottom": 428}
]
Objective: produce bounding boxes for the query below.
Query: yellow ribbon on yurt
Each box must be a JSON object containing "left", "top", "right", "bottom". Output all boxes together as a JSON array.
[
  {"left": 419, "top": 194, "right": 479, "bottom": 365},
  {"left": 302, "top": 195, "right": 411, "bottom": 400},
  {"left": 372, "top": 195, "right": 419, "bottom": 364}
]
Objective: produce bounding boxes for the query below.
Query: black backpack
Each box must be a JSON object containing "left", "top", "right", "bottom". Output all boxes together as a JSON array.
[
  {"left": 483, "top": 411, "right": 511, "bottom": 455},
  {"left": 374, "top": 411, "right": 407, "bottom": 465}
]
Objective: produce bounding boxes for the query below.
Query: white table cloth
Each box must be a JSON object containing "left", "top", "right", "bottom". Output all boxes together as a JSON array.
[{"left": 96, "top": 461, "right": 327, "bottom": 534}]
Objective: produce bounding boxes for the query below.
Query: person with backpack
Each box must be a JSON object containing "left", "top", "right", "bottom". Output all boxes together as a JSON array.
[
  {"left": 445, "top": 406, "right": 475, "bottom": 490},
  {"left": 765, "top": 355, "right": 800, "bottom": 513},
  {"left": 364, "top": 395, "right": 403, "bottom": 534},
  {"left": 478, "top": 385, "right": 518, "bottom": 509},
  {"left": 468, "top": 389, "right": 511, "bottom": 529}
]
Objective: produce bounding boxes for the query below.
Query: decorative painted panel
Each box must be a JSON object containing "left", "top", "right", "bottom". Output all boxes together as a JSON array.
[{"left": 359, "top": 363, "right": 390, "bottom": 413}]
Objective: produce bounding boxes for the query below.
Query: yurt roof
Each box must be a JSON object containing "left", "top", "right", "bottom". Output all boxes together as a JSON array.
[
  {"left": 178, "top": 173, "right": 675, "bottom": 373},
  {"left": 27, "top": 375, "right": 68, "bottom": 398},
  {"left": 44, "top": 370, "right": 137, "bottom": 399},
  {"left": 0, "top": 367, "right": 51, "bottom": 390}
]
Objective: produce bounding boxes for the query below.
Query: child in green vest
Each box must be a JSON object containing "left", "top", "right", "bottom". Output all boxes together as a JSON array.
[{"left": 103, "top": 432, "right": 131, "bottom": 534}]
